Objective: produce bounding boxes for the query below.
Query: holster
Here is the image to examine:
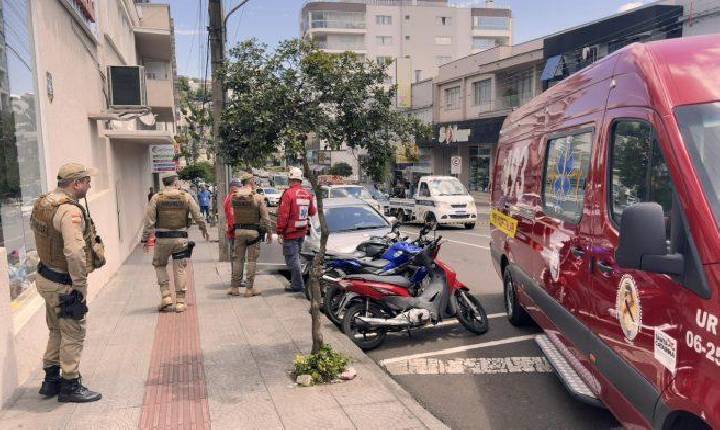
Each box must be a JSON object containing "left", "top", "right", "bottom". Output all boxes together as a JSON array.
[
  {"left": 58, "top": 290, "right": 88, "bottom": 321},
  {"left": 172, "top": 241, "right": 196, "bottom": 259}
]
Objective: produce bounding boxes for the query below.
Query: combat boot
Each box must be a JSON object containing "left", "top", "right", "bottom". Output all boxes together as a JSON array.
[
  {"left": 243, "top": 287, "right": 261, "bottom": 297},
  {"left": 39, "top": 365, "right": 61, "bottom": 397},
  {"left": 227, "top": 287, "right": 241, "bottom": 296},
  {"left": 58, "top": 377, "right": 102, "bottom": 403},
  {"left": 158, "top": 295, "right": 173, "bottom": 312},
  {"left": 175, "top": 292, "right": 186, "bottom": 312},
  {"left": 175, "top": 302, "right": 186, "bottom": 312}
]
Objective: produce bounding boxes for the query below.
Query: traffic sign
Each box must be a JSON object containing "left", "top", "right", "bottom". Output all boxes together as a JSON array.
[{"left": 451, "top": 155, "right": 462, "bottom": 175}]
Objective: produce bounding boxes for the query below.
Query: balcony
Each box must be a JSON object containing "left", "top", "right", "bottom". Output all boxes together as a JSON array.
[
  {"left": 146, "top": 79, "right": 174, "bottom": 110},
  {"left": 305, "top": 11, "right": 366, "bottom": 35},
  {"left": 135, "top": 3, "right": 171, "bottom": 32},
  {"left": 134, "top": 4, "right": 172, "bottom": 62}
]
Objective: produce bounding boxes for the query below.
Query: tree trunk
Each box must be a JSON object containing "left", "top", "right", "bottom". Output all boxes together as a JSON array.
[{"left": 303, "top": 158, "right": 327, "bottom": 354}]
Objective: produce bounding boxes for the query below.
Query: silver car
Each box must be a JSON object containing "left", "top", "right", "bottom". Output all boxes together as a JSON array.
[{"left": 256, "top": 197, "right": 394, "bottom": 276}]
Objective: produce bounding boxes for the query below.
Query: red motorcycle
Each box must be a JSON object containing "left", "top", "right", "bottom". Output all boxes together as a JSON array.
[{"left": 338, "top": 236, "right": 489, "bottom": 350}]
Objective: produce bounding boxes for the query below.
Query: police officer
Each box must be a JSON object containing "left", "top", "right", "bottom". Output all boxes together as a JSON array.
[
  {"left": 143, "top": 173, "right": 209, "bottom": 312},
  {"left": 31, "top": 163, "right": 104, "bottom": 403},
  {"left": 226, "top": 173, "right": 271, "bottom": 297}
]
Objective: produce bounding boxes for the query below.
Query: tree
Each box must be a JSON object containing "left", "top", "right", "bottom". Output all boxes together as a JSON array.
[
  {"left": 328, "top": 162, "right": 352, "bottom": 177},
  {"left": 177, "top": 76, "right": 213, "bottom": 164},
  {"left": 178, "top": 161, "right": 215, "bottom": 183},
  {"left": 218, "top": 39, "right": 428, "bottom": 354}
]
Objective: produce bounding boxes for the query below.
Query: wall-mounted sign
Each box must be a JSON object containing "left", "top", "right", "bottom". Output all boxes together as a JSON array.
[
  {"left": 450, "top": 155, "right": 462, "bottom": 175},
  {"left": 438, "top": 125, "right": 471, "bottom": 144},
  {"left": 150, "top": 144, "right": 176, "bottom": 173}
]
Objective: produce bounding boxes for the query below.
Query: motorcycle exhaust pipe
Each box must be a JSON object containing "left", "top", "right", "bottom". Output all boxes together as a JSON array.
[
  {"left": 322, "top": 275, "right": 342, "bottom": 283},
  {"left": 356, "top": 316, "right": 411, "bottom": 328}
]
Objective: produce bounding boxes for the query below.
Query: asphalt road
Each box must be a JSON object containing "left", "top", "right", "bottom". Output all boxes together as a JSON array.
[{"left": 362, "top": 208, "right": 621, "bottom": 430}]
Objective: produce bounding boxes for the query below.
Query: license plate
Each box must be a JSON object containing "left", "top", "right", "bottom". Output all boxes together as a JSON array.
[{"left": 455, "top": 210, "right": 467, "bottom": 215}]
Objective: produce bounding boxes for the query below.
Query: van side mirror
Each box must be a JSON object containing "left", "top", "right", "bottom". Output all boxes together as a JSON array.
[{"left": 616, "top": 203, "right": 684, "bottom": 276}]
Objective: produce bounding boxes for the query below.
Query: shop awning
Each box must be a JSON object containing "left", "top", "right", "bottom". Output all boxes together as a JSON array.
[{"left": 104, "top": 130, "right": 174, "bottom": 145}]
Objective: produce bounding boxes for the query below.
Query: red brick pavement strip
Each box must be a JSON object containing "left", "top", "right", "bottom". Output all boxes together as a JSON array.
[{"left": 139, "top": 263, "right": 210, "bottom": 430}]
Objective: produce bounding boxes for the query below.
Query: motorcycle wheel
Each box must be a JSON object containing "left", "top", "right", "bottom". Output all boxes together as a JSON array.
[
  {"left": 342, "top": 303, "right": 388, "bottom": 351},
  {"left": 323, "top": 284, "right": 345, "bottom": 327},
  {"left": 455, "top": 291, "right": 489, "bottom": 335}
]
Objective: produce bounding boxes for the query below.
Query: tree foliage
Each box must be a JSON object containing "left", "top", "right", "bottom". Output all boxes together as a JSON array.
[
  {"left": 218, "top": 38, "right": 427, "bottom": 354},
  {"left": 178, "top": 161, "right": 215, "bottom": 184},
  {"left": 328, "top": 162, "right": 353, "bottom": 177},
  {"left": 177, "top": 76, "right": 213, "bottom": 163}
]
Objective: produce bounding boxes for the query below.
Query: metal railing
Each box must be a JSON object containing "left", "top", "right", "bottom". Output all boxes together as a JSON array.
[{"left": 304, "top": 0, "right": 491, "bottom": 8}]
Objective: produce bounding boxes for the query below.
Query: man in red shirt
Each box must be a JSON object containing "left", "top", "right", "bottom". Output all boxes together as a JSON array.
[
  {"left": 224, "top": 177, "right": 243, "bottom": 242},
  {"left": 276, "top": 167, "right": 316, "bottom": 292}
]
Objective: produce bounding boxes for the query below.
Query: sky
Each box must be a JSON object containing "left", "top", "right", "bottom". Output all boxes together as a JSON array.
[{"left": 167, "top": 0, "right": 655, "bottom": 79}]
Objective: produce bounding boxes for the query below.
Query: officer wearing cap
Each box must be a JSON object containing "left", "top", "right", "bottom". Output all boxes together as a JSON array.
[
  {"left": 143, "top": 173, "right": 209, "bottom": 312},
  {"left": 224, "top": 173, "right": 271, "bottom": 297},
  {"left": 30, "top": 163, "right": 105, "bottom": 403}
]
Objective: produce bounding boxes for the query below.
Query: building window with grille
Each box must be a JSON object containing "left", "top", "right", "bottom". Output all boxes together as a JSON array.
[
  {"left": 444, "top": 86, "right": 461, "bottom": 110},
  {"left": 472, "top": 37, "right": 496, "bottom": 50},
  {"left": 472, "top": 15, "right": 509, "bottom": 30},
  {"left": 376, "top": 15, "right": 391, "bottom": 25},
  {"left": 376, "top": 56, "right": 394, "bottom": 65},
  {"left": 472, "top": 79, "right": 491, "bottom": 106},
  {"left": 376, "top": 36, "right": 393, "bottom": 46}
]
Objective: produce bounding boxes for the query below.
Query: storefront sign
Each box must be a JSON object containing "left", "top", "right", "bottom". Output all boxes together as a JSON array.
[
  {"left": 150, "top": 144, "right": 176, "bottom": 173},
  {"left": 450, "top": 156, "right": 462, "bottom": 174},
  {"left": 438, "top": 125, "right": 471, "bottom": 144}
]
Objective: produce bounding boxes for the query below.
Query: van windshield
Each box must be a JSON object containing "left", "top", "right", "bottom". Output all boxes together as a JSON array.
[
  {"left": 675, "top": 102, "right": 720, "bottom": 230},
  {"left": 428, "top": 178, "right": 468, "bottom": 196}
]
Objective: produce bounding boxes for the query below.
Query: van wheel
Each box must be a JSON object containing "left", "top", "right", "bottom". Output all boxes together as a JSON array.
[
  {"left": 504, "top": 268, "right": 531, "bottom": 326},
  {"left": 464, "top": 223, "right": 475, "bottom": 230}
]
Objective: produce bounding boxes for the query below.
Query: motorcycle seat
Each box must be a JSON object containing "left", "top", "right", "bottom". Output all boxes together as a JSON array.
[
  {"left": 325, "top": 251, "right": 365, "bottom": 260},
  {"left": 346, "top": 273, "right": 411, "bottom": 288},
  {"left": 362, "top": 259, "right": 390, "bottom": 268}
]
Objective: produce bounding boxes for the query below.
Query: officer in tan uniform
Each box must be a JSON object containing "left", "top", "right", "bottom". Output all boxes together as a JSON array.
[
  {"left": 31, "top": 163, "right": 105, "bottom": 403},
  {"left": 228, "top": 173, "right": 271, "bottom": 297},
  {"left": 143, "top": 173, "right": 209, "bottom": 312}
]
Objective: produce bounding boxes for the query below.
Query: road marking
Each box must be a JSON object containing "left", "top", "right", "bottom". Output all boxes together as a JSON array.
[
  {"left": 433, "top": 312, "right": 506, "bottom": 327},
  {"left": 384, "top": 356, "right": 553, "bottom": 376},
  {"left": 450, "top": 231, "right": 490, "bottom": 238},
  {"left": 379, "top": 334, "right": 537, "bottom": 365},
  {"left": 401, "top": 231, "right": 490, "bottom": 250}
]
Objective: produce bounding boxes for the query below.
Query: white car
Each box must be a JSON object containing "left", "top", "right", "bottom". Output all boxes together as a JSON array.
[
  {"left": 256, "top": 197, "right": 394, "bottom": 275},
  {"left": 320, "top": 185, "right": 383, "bottom": 213},
  {"left": 256, "top": 187, "right": 282, "bottom": 206}
]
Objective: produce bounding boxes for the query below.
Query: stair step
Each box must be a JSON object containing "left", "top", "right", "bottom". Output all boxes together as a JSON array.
[{"left": 535, "top": 334, "right": 605, "bottom": 408}]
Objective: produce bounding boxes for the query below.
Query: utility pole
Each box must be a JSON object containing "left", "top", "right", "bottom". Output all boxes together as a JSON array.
[{"left": 209, "top": 0, "right": 229, "bottom": 260}]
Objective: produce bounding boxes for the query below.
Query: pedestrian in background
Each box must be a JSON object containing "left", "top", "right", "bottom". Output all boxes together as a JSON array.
[
  {"left": 30, "top": 163, "right": 105, "bottom": 403},
  {"left": 143, "top": 173, "right": 209, "bottom": 313},
  {"left": 276, "top": 167, "right": 316, "bottom": 293},
  {"left": 225, "top": 173, "right": 271, "bottom": 297},
  {"left": 198, "top": 185, "right": 211, "bottom": 219},
  {"left": 147, "top": 187, "right": 154, "bottom": 202}
]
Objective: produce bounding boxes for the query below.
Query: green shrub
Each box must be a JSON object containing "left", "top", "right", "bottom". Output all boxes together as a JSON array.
[{"left": 294, "top": 344, "right": 349, "bottom": 384}]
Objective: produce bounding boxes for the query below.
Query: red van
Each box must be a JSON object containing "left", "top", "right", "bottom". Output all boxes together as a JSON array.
[{"left": 490, "top": 35, "right": 720, "bottom": 429}]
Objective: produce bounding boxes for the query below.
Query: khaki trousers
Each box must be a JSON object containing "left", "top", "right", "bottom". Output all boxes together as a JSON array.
[
  {"left": 36, "top": 276, "right": 86, "bottom": 380},
  {"left": 153, "top": 237, "right": 189, "bottom": 302},
  {"left": 232, "top": 230, "right": 260, "bottom": 289}
]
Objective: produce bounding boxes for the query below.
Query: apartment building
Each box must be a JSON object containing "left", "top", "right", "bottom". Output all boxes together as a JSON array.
[{"left": 0, "top": 0, "right": 177, "bottom": 404}]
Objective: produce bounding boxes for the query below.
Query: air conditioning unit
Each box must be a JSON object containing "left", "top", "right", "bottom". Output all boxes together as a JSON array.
[{"left": 107, "top": 65, "right": 147, "bottom": 108}]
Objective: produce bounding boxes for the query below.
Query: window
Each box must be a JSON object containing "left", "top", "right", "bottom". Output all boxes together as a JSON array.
[
  {"left": 310, "top": 10, "right": 366, "bottom": 29},
  {"left": 435, "top": 55, "right": 452, "bottom": 65},
  {"left": 472, "top": 15, "right": 510, "bottom": 30},
  {"left": 405, "top": 35, "right": 410, "bottom": 40},
  {"left": 144, "top": 60, "right": 170, "bottom": 80},
  {"left": 435, "top": 36, "right": 453, "bottom": 45},
  {"left": 609, "top": 120, "right": 672, "bottom": 227},
  {"left": 472, "top": 79, "right": 491, "bottom": 105},
  {"left": 472, "top": 37, "right": 496, "bottom": 50},
  {"left": 543, "top": 132, "right": 593, "bottom": 223},
  {"left": 405, "top": 15, "right": 410, "bottom": 20},
  {"left": 376, "top": 15, "right": 392, "bottom": 25},
  {"left": 419, "top": 183, "right": 431, "bottom": 197},
  {"left": 414, "top": 70, "right": 422, "bottom": 83},
  {"left": 376, "top": 56, "right": 393, "bottom": 65},
  {"left": 376, "top": 36, "right": 392, "bottom": 46},
  {"left": 436, "top": 16, "right": 452, "bottom": 26},
  {"left": 444, "top": 86, "right": 461, "bottom": 110}
]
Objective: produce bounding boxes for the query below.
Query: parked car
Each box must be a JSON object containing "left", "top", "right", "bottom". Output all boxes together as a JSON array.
[
  {"left": 388, "top": 176, "right": 477, "bottom": 229},
  {"left": 256, "top": 197, "right": 395, "bottom": 276},
  {"left": 255, "top": 187, "right": 282, "bottom": 206},
  {"left": 320, "top": 185, "right": 383, "bottom": 213},
  {"left": 490, "top": 35, "right": 720, "bottom": 429}
]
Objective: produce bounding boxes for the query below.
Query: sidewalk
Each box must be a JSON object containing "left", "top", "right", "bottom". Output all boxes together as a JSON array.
[{"left": 0, "top": 228, "right": 448, "bottom": 430}]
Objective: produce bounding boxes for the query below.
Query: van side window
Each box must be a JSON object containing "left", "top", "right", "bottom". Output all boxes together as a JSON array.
[
  {"left": 610, "top": 120, "right": 672, "bottom": 230},
  {"left": 542, "top": 132, "right": 593, "bottom": 223}
]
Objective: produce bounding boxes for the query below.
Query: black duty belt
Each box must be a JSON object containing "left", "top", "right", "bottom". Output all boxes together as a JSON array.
[
  {"left": 155, "top": 231, "right": 188, "bottom": 239},
  {"left": 38, "top": 263, "right": 72, "bottom": 285},
  {"left": 234, "top": 223, "right": 260, "bottom": 231}
]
